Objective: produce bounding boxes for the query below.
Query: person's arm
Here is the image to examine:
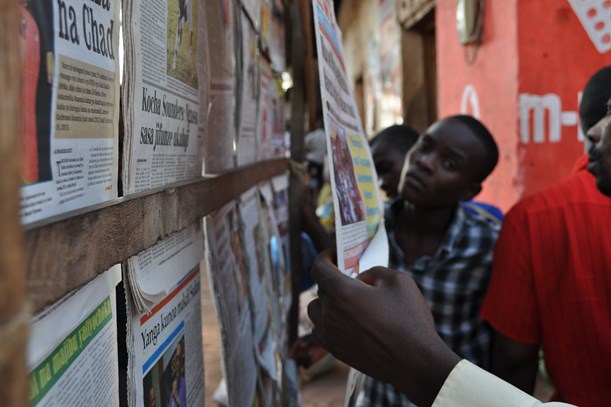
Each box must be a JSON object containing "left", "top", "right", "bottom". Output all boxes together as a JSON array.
[
  {"left": 481, "top": 205, "right": 541, "bottom": 393},
  {"left": 307, "top": 251, "right": 460, "bottom": 407},
  {"left": 491, "top": 332, "right": 539, "bottom": 394},
  {"left": 307, "top": 252, "right": 575, "bottom": 407},
  {"left": 435, "top": 360, "right": 573, "bottom": 407}
]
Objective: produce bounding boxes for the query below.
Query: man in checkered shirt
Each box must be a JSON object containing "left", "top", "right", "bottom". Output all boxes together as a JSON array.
[{"left": 360, "top": 115, "right": 500, "bottom": 407}]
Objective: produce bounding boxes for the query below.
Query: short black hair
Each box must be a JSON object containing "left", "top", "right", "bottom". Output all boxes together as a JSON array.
[
  {"left": 580, "top": 66, "right": 611, "bottom": 133},
  {"left": 444, "top": 115, "right": 499, "bottom": 182},
  {"left": 369, "top": 124, "right": 420, "bottom": 154}
]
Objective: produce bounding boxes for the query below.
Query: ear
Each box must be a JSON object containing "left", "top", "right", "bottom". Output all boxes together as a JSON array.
[{"left": 461, "top": 183, "right": 482, "bottom": 202}]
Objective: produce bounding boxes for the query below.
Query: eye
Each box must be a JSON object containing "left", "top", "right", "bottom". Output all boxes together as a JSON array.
[
  {"left": 375, "top": 162, "right": 391, "bottom": 175},
  {"left": 443, "top": 159, "right": 458, "bottom": 171}
]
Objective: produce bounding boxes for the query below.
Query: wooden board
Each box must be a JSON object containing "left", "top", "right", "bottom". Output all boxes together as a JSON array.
[{"left": 26, "top": 159, "right": 289, "bottom": 311}]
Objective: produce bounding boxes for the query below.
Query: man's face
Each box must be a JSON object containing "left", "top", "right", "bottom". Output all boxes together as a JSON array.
[
  {"left": 587, "top": 98, "right": 611, "bottom": 197},
  {"left": 372, "top": 143, "right": 408, "bottom": 199},
  {"left": 399, "top": 120, "right": 484, "bottom": 207}
]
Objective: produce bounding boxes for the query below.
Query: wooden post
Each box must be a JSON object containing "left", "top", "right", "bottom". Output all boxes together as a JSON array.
[
  {"left": 0, "top": 0, "right": 30, "bottom": 405},
  {"left": 288, "top": 0, "right": 307, "bottom": 345}
]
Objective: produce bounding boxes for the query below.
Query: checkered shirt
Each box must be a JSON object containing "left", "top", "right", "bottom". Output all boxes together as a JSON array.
[{"left": 360, "top": 200, "right": 499, "bottom": 407}]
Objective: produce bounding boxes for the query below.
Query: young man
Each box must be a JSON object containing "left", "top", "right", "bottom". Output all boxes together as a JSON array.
[
  {"left": 361, "top": 115, "right": 500, "bottom": 406},
  {"left": 481, "top": 66, "right": 611, "bottom": 406}
]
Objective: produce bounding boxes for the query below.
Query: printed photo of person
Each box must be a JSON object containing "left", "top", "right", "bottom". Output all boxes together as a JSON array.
[
  {"left": 21, "top": 0, "right": 53, "bottom": 184},
  {"left": 328, "top": 117, "right": 366, "bottom": 225},
  {"left": 142, "top": 335, "right": 187, "bottom": 407},
  {"left": 167, "top": 0, "right": 199, "bottom": 88}
]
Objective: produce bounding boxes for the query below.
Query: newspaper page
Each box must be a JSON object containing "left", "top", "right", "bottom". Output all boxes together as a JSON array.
[
  {"left": 122, "top": 0, "right": 208, "bottom": 194},
  {"left": 203, "top": 0, "right": 238, "bottom": 173},
  {"left": 242, "top": 0, "right": 261, "bottom": 30},
  {"left": 19, "top": 0, "right": 120, "bottom": 225},
  {"left": 205, "top": 202, "right": 258, "bottom": 407},
  {"left": 259, "top": 181, "right": 291, "bottom": 320},
  {"left": 238, "top": 187, "right": 278, "bottom": 380},
  {"left": 271, "top": 173, "right": 291, "bottom": 312},
  {"left": 270, "top": 0, "right": 286, "bottom": 73},
  {"left": 312, "top": 0, "right": 388, "bottom": 276},
  {"left": 27, "top": 265, "right": 122, "bottom": 406},
  {"left": 236, "top": 10, "right": 261, "bottom": 166},
  {"left": 125, "top": 224, "right": 205, "bottom": 407}
]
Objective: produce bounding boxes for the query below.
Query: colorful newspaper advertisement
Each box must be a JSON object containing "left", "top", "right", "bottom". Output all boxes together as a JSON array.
[
  {"left": 311, "top": 0, "right": 388, "bottom": 275},
  {"left": 205, "top": 202, "right": 257, "bottom": 407},
  {"left": 204, "top": 0, "right": 238, "bottom": 173},
  {"left": 122, "top": 0, "right": 208, "bottom": 194},
  {"left": 126, "top": 224, "right": 205, "bottom": 407},
  {"left": 19, "top": 0, "right": 120, "bottom": 224},
  {"left": 27, "top": 265, "right": 122, "bottom": 407}
]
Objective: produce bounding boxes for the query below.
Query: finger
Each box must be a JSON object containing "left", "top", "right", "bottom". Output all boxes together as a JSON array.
[
  {"left": 357, "top": 266, "right": 402, "bottom": 286},
  {"left": 307, "top": 298, "right": 323, "bottom": 329},
  {"left": 311, "top": 251, "right": 357, "bottom": 293}
]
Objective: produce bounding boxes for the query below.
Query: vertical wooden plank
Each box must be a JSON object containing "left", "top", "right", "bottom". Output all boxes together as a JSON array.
[
  {"left": 0, "top": 0, "right": 30, "bottom": 405},
  {"left": 299, "top": 0, "right": 318, "bottom": 129},
  {"left": 288, "top": 0, "right": 306, "bottom": 345}
]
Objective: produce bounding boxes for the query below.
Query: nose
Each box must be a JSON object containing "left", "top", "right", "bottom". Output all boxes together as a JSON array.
[
  {"left": 415, "top": 152, "right": 434, "bottom": 173},
  {"left": 586, "top": 117, "right": 604, "bottom": 144}
]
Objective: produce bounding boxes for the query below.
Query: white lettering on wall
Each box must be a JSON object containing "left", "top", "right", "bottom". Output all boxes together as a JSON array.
[
  {"left": 460, "top": 84, "right": 480, "bottom": 119},
  {"left": 519, "top": 93, "right": 584, "bottom": 144}
]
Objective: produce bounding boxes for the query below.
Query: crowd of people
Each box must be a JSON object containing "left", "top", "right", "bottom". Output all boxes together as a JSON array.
[{"left": 304, "top": 66, "right": 611, "bottom": 406}]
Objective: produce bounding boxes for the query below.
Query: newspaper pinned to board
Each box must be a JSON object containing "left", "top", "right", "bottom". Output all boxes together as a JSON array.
[
  {"left": 311, "top": 0, "right": 388, "bottom": 276},
  {"left": 205, "top": 202, "right": 258, "bottom": 407},
  {"left": 125, "top": 223, "right": 205, "bottom": 407},
  {"left": 122, "top": 0, "right": 209, "bottom": 194},
  {"left": 27, "top": 266, "right": 122, "bottom": 407},
  {"left": 19, "top": 0, "right": 120, "bottom": 224}
]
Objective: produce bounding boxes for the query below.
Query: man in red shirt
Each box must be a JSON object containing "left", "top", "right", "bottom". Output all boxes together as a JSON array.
[{"left": 480, "top": 66, "right": 611, "bottom": 406}]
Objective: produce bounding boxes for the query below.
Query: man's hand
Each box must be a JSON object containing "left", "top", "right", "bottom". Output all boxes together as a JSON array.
[{"left": 307, "top": 251, "right": 461, "bottom": 407}]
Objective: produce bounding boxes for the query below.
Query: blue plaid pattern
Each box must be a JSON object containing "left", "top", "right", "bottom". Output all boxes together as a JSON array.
[{"left": 360, "top": 200, "right": 500, "bottom": 407}]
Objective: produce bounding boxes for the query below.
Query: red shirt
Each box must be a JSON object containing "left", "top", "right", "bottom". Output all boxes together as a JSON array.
[{"left": 481, "top": 155, "right": 611, "bottom": 406}]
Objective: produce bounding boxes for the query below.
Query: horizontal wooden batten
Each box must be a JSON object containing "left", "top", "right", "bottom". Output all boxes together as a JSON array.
[{"left": 25, "top": 158, "right": 290, "bottom": 311}]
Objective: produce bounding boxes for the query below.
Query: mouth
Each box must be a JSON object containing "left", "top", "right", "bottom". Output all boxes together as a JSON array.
[
  {"left": 404, "top": 172, "right": 426, "bottom": 190},
  {"left": 588, "top": 155, "right": 600, "bottom": 175}
]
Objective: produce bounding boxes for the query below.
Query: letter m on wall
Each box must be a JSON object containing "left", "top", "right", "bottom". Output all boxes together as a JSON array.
[{"left": 519, "top": 93, "right": 562, "bottom": 144}]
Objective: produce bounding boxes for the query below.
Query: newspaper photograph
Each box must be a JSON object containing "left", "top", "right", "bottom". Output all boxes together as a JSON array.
[
  {"left": 203, "top": 0, "right": 238, "bottom": 173},
  {"left": 123, "top": 0, "right": 208, "bottom": 194},
  {"left": 125, "top": 224, "right": 205, "bottom": 407},
  {"left": 27, "top": 265, "right": 122, "bottom": 407},
  {"left": 236, "top": 10, "right": 261, "bottom": 166},
  {"left": 312, "top": 0, "right": 388, "bottom": 275},
  {"left": 257, "top": 59, "right": 287, "bottom": 161},
  {"left": 205, "top": 202, "right": 258, "bottom": 407},
  {"left": 239, "top": 187, "right": 278, "bottom": 380},
  {"left": 19, "top": 0, "right": 120, "bottom": 224}
]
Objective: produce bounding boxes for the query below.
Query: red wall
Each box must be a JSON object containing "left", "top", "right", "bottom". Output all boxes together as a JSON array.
[
  {"left": 437, "top": 0, "right": 520, "bottom": 211},
  {"left": 437, "top": 0, "right": 611, "bottom": 211}
]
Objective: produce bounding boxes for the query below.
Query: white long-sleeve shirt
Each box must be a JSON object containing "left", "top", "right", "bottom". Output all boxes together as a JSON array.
[{"left": 433, "top": 360, "right": 575, "bottom": 407}]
